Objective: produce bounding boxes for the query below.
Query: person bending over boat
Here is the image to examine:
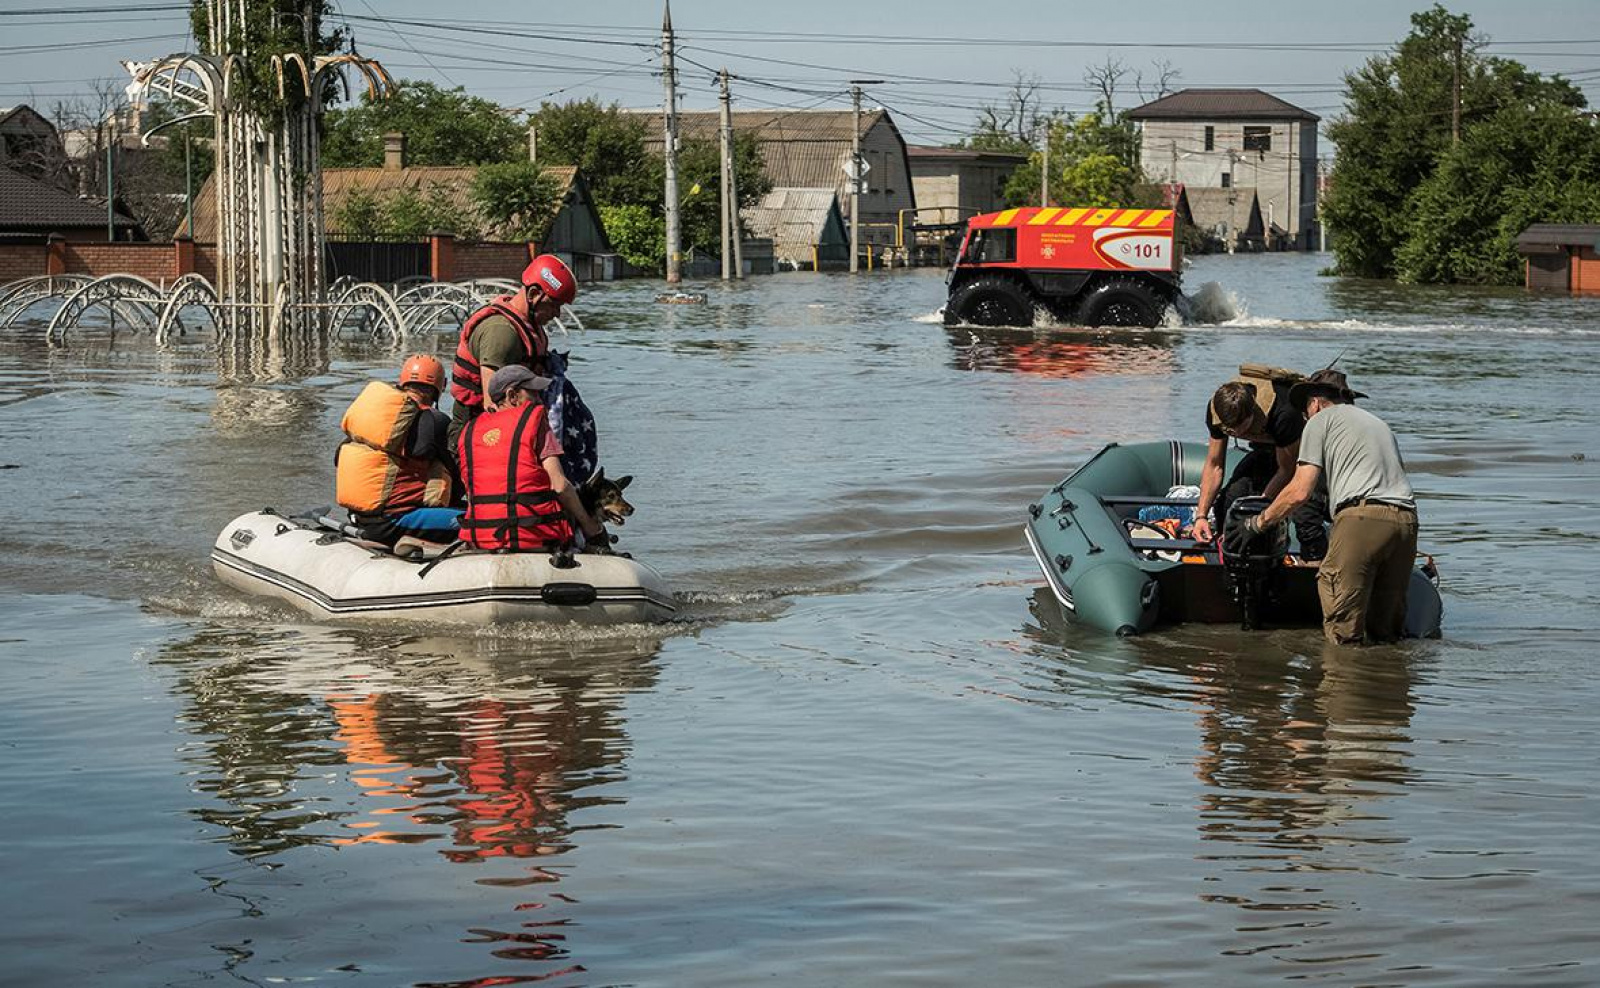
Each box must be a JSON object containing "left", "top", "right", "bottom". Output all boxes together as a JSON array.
[
  {"left": 336, "top": 354, "right": 461, "bottom": 546},
  {"left": 458, "top": 366, "right": 609, "bottom": 554},
  {"left": 1228, "top": 370, "right": 1418, "bottom": 645},
  {"left": 1193, "top": 364, "right": 1330, "bottom": 560},
  {"left": 447, "top": 254, "right": 576, "bottom": 452}
]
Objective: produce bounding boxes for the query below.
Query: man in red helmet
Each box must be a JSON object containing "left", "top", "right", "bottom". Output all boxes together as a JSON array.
[
  {"left": 447, "top": 254, "right": 577, "bottom": 451},
  {"left": 336, "top": 354, "right": 462, "bottom": 545}
]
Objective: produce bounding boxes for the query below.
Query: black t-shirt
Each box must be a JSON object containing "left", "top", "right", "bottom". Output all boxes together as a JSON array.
[{"left": 1206, "top": 381, "right": 1304, "bottom": 450}]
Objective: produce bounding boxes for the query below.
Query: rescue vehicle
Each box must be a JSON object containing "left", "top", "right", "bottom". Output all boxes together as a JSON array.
[{"left": 944, "top": 206, "right": 1182, "bottom": 328}]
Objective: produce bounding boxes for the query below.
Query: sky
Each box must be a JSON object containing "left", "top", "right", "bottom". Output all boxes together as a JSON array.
[{"left": 2, "top": 0, "right": 1597, "bottom": 152}]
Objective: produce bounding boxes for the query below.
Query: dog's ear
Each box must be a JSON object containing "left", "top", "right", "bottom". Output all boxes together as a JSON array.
[
  {"left": 615, "top": 475, "right": 632, "bottom": 490},
  {"left": 592, "top": 466, "right": 605, "bottom": 484}
]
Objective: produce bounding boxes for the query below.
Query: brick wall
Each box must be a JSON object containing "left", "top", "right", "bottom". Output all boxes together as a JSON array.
[
  {"left": 0, "top": 244, "right": 47, "bottom": 283},
  {"left": 60, "top": 242, "right": 176, "bottom": 283},
  {"left": 454, "top": 242, "right": 533, "bottom": 282}
]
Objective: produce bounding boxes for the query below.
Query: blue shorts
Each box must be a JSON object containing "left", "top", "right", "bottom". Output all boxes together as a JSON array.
[{"left": 388, "top": 507, "right": 462, "bottom": 540}]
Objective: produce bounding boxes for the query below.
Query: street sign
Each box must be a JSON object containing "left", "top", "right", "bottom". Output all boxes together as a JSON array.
[{"left": 842, "top": 156, "right": 870, "bottom": 181}]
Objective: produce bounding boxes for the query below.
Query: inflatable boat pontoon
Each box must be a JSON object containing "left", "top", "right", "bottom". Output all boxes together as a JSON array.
[
  {"left": 212, "top": 509, "right": 677, "bottom": 625},
  {"left": 1024, "top": 440, "right": 1443, "bottom": 637}
]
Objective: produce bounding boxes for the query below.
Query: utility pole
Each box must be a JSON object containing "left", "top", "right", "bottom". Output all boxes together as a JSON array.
[
  {"left": 1170, "top": 139, "right": 1178, "bottom": 184},
  {"left": 719, "top": 68, "right": 732, "bottom": 281},
  {"left": 105, "top": 139, "right": 114, "bottom": 241},
  {"left": 662, "top": 1, "right": 682, "bottom": 283},
  {"left": 1040, "top": 125, "right": 1050, "bottom": 207},
  {"left": 527, "top": 123, "right": 537, "bottom": 164},
  {"left": 1451, "top": 28, "right": 1463, "bottom": 147},
  {"left": 847, "top": 80, "right": 882, "bottom": 274}
]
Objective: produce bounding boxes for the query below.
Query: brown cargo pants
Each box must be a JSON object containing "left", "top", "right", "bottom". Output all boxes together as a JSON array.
[{"left": 1317, "top": 503, "right": 1419, "bottom": 645}]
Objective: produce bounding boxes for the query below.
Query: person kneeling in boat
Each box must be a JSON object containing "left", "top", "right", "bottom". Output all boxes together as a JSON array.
[
  {"left": 1226, "top": 370, "right": 1418, "bottom": 645},
  {"left": 458, "top": 366, "right": 610, "bottom": 554},
  {"left": 335, "top": 354, "right": 461, "bottom": 546},
  {"left": 1193, "top": 364, "right": 1330, "bottom": 561}
]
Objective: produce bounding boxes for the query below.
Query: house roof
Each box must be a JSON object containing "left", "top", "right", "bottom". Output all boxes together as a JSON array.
[
  {"left": 180, "top": 164, "right": 582, "bottom": 240},
  {"left": 1517, "top": 223, "right": 1600, "bottom": 251},
  {"left": 1128, "top": 88, "right": 1319, "bottom": 123},
  {"left": 906, "top": 145, "right": 1028, "bottom": 166},
  {"left": 1185, "top": 186, "right": 1264, "bottom": 237},
  {"left": 741, "top": 187, "right": 846, "bottom": 259},
  {"left": 641, "top": 109, "right": 906, "bottom": 191},
  {"left": 0, "top": 163, "right": 138, "bottom": 231}
]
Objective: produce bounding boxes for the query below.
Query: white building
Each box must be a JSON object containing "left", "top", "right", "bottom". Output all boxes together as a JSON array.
[{"left": 1128, "top": 89, "right": 1319, "bottom": 250}]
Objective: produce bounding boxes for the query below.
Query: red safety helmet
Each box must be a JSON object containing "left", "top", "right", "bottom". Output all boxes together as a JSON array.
[
  {"left": 398, "top": 353, "right": 445, "bottom": 391},
  {"left": 521, "top": 254, "right": 578, "bottom": 306}
]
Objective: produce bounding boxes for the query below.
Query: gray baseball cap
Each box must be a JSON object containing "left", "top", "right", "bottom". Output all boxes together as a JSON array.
[{"left": 487, "top": 365, "right": 554, "bottom": 403}]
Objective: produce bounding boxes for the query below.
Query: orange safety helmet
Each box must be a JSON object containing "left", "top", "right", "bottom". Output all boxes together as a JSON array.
[
  {"left": 398, "top": 353, "right": 445, "bottom": 391},
  {"left": 521, "top": 254, "right": 578, "bottom": 306}
]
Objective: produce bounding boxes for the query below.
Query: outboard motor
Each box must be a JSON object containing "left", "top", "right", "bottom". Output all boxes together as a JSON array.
[{"left": 1220, "top": 495, "right": 1290, "bottom": 631}]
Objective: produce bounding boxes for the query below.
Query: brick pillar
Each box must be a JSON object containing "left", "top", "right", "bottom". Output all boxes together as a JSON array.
[
  {"left": 174, "top": 236, "right": 196, "bottom": 277},
  {"left": 429, "top": 230, "right": 454, "bottom": 282},
  {"left": 46, "top": 234, "right": 67, "bottom": 275}
]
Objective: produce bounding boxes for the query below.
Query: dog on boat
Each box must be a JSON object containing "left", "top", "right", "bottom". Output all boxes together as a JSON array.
[{"left": 578, "top": 468, "right": 634, "bottom": 528}]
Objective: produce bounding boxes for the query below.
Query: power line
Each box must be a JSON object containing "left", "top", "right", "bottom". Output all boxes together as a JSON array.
[{"left": 0, "top": 4, "right": 185, "bottom": 14}]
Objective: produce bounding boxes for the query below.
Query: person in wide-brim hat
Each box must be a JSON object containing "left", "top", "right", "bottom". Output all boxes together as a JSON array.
[{"left": 1289, "top": 368, "right": 1369, "bottom": 413}]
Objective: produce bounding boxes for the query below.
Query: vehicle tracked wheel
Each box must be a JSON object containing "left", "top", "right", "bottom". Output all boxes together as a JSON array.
[
  {"left": 1076, "top": 278, "right": 1167, "bottom": 328},
  {"left": 945, "top": 275, "right": 1037, "bottom": 327}
]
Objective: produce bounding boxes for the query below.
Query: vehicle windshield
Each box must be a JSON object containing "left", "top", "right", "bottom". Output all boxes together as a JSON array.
[{"left": 962, "top": 227, "right": 1016, "bottom": 264}]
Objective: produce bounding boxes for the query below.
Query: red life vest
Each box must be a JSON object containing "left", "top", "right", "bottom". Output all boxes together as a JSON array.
[
  {"left": 449, "top": 298, "right": 547, "bottom": 411},
  {"left": 458, "top": 403, "right": 571, "bottom": 552}
]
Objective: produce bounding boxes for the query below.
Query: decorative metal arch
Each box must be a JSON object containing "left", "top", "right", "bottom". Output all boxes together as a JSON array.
[
  {"left": 156, "top": 272, "right": 220, "bottom": 345},
  {"left": 326, "top": 281, "right": 406, "bottom": 346},
  {"left": 45, "top": 274, "right": 170, "bottom": 344},
  {"left": 393, "top": 281, "right": 484, "bottom": 335},
  {"left": 0, "top": 275, "right": 94, "bottom": 331}
]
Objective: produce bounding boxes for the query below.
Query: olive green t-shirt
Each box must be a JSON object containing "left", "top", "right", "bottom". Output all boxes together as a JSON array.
[{"left": 448, "top": 314, "right": 537, "bottom": 437}]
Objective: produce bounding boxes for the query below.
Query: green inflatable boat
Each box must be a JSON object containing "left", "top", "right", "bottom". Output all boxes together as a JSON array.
[{"left": 1023, "top": 440, "right": 1444, "bottom": 637}]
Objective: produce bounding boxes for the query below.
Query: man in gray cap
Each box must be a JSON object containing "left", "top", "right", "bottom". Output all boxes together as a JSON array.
[
  {"left": 1228, "top": 369, "right": 1417, "bottom": 644},
  {"left": 456, "top": 366, "right": 609, "bottom": 553}
]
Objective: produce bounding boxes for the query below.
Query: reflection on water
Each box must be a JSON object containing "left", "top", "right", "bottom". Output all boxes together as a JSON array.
[
  {"left": 946, "top": 324, "right": 1178, "bottom": 378},
  {"left": 154, "top": 625, "right": 661, "bottom": 983}
]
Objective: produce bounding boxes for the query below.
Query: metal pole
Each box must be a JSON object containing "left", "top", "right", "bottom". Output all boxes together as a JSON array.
[
  {"left": 719, "top": 69, "right": 732, "bottom": 281},
  {"left": 105, "top": 138, "right": 114, "bottom": 241},
  {"left": 662, "top": 1, "right": 682, "bottom": 283},
  {"left": 528, "top": 123, "right": 537, "bottom": 164},
  {"left": 185, "top": 133, "right": 194, "bottom": 238},
  {"left": 729, "top": 111, "right": 745, "bottom": 280},
  {"left": 850, "top": 84, "right": 861, "bottom": 273},
  {"left": 1041, "top": 127, "right": 1049, "bottom": 208}
]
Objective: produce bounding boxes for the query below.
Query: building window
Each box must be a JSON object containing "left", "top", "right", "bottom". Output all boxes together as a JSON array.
[
  {"left": 1204, "top": 126, "right": 1215, "bottom": 151},
  {"left": 1243, "top": 126, "right": 1272, "bottom": 152},
  {"left": 1221, "top": 173, "right": 1231, "bottom": 189}
]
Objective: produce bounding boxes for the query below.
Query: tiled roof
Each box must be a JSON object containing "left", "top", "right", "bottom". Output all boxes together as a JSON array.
[
  {"left": 1517, "top": 223, "right": 1600, "bottom": 248},
  {"left": 641, "top": 109, "right": 900, "bottom": 191},
  {"left": 906, "top": 145, "right": 1028, "bottom": 164},
  {"left": 1128, "top": 88, "right": 1318, "bottom": 122},
  {"left": 0, "top": 163, "right": 138, "bottom": 230},
  {"left": 180, "top": 164, "right": 580, "bottom": 240}
]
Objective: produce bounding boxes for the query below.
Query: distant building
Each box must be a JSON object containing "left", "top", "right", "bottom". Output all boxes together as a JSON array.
[
  {"left": 182, "top": 134, "right": 613, "bottom": 277},
  {"left": 741, "top": 187, "right": 850, "bottom": 270},
  {"left": 1517, "top": 224, "right": 1600, "bottom": 291},
  {"left": 1128, "top": 88, "right": 1319, "bottom": 250},
  {"left": 640, "top": 109, "right": 915, "bottom": 251},
  {"left": 1184, "top": 186, "right": 1266, "bottom": 252},
  {"left": 0, "top": 163, "right": 142, "bottom": 242},
  {"left": 906, "top": 145, "right": 1026, "bottom": 221},
  {"left": 0, "top": 105, "right": 67, "bottom": 182}
]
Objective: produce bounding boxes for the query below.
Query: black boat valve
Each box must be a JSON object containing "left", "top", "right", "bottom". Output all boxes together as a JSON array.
[{"left": 1028, "top": 502, "right": 1042, "bottom": 519}]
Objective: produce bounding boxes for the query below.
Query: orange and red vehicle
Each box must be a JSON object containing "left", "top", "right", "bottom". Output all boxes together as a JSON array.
[{"left": 944, "top": 206, "right": 1182, "bottom": 328}]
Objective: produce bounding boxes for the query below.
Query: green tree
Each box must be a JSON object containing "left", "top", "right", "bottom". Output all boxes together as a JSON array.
[
  {"left": 1001, "top": 112, "right": 1150, "bottom": 208},
  {"left": 1324, "top": 5, "right": 1587, "bottom": 279},
  {"left": 526, "top": 98, "right": 660, "bottom": 209},
  {"left": 600, "top": 204, "right": 665, "bottom": 272},
  {"left": 322, "top": 80, "right": 522, "bottom": 167},
  {"left": 380, "top": 182, "right": 477, "bottom": 239},
  {"left": 331, "top": 188, "right": 383, "bottom": 238},
  {"left": 470, "top": 162, "right": 563, "bottom": 242},
  {"left": 1395, "top": 105, "right": 1600, "bottom": 283},
  {"left": 674, "top": 134, "right": 772, "bottom": 255}
]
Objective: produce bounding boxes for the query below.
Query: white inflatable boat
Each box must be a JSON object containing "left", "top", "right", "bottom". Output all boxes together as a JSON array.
[{"left": 212, "top": 510, "right": 677, "bottom": 625}]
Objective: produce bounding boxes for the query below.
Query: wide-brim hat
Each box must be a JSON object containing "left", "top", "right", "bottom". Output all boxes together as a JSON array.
[{"left": 1289, "top": 368, "right": 1368, "bottom": 412}]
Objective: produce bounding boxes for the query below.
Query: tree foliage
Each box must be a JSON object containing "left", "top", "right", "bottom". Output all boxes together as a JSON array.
[
  {"left": 188, "top": 0, "right": 343, "bottom": 120},
  {"left": 526, "top": 99, "right": 659, "bottom": 210},
  {"left": 1001, "top": 112, "right": 1150, "bottom": 209},
  {"left": 321, "top": 80, "right": 523, "bottom": 167},
  {"left": 599, "top": 204, "right": 665, "bottom": 272},
  {"left": 470, "top": 162, "right": 564, "bottom": 242},
  {"left": 1325, "top": 4, "right": 1593, "bottom": 282}
]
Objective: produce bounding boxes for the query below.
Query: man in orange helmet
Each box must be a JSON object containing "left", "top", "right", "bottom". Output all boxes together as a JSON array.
[
  {"left": 335, "top": 354, "right": 462, "bottom": 546},
  {"left": 447, "top": 254, "right": 577, "bottom": 451}
]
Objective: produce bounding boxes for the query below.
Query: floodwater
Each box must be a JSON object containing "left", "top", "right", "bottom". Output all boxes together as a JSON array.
[{"left": 2, "top": 252, "right": 1598, "bottom": 986}]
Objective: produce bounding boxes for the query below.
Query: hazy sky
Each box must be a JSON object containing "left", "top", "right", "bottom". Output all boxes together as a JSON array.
[{"left": 3, "top": 0, "right": 1596, "bottom": 149}]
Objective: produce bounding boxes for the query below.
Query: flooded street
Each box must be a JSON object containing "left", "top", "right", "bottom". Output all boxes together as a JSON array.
[{"left": 2, "top": 252, "right": 1598, "bottom": 986}]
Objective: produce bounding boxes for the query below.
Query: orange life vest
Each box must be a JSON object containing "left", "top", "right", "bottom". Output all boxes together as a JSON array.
[
  {"left": 335, "top": 381, "right": 453, "bottom": 515},
  {"left": 449, "top": 298, "right": 547, "bottom": 411},
  {"left": 458, "top": 403, "right": 571, "bottom": 552}
]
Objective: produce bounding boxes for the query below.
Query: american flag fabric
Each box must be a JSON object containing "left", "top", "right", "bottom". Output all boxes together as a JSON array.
[{"left": 543, "top": 350, "right": 599, "bottom": 484}]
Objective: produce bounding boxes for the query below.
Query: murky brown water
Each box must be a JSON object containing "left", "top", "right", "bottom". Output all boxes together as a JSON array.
[{"left": 2, "top": 253, "right": 1598, "bottom": 986}]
